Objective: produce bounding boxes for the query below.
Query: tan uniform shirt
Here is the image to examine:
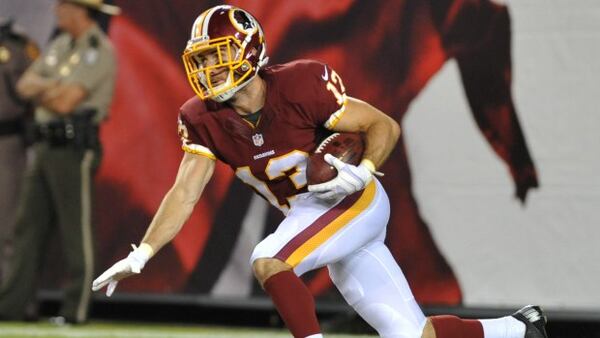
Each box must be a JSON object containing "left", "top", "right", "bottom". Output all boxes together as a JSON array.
[{"left": 29, "top": 24, "right": 116, "bottom": 124}]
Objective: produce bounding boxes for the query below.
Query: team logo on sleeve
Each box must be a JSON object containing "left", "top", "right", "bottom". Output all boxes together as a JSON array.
[
  {"left": 321, "top": 65, "right": 329, "bottom": 81},
  {"left": 177, "top": 117, "right": 190, "bottom": 141},
  {"left": 252, "top": 133, "right": 264, "bottom": 146}
]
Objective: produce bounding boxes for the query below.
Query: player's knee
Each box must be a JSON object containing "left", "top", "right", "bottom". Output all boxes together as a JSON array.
[
  {"left": 329, "top": 263, "right": 365, "bottom": 306},
  {"left": 421, "top": 318, "right": 436, "bottom": 338},
  {"left": 252, "top": 258, "right": 292, "bottom": 287}
]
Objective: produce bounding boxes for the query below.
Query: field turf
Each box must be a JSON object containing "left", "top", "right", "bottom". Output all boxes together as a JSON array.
[{"left": 0, "top": 321, "right": 376, "bottom": 338}]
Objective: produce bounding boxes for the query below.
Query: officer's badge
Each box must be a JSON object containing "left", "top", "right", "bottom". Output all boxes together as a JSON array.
[
  {"left": 0, "top": 46, "right": 10, "bottom": 63},
  {"left": 70, "top": 53, "right": 81, "bottom": 65},
  {"left": 59, "top": 65, "right": 71, "bottom": 77},
  {"left": 45, "top": 53, "right": 57, "bottom": 66},
  {"left": 252, "top": 133, "right": 264, "bottom": 147}
]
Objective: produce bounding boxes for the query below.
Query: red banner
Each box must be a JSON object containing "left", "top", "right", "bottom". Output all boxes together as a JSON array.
[{"left": 88, "top": 0, "right": 537, "bottom": 305}]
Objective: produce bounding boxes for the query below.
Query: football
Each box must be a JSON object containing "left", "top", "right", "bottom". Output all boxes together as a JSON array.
[{"left": 306, "top": 132, "right": 365, "bottom": 185}]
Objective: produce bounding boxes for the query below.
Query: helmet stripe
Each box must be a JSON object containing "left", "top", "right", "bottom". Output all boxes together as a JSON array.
[
  {"left": 193, "top": 10, "right": 209, "bottom": 38},
  {"left": 201, "top": 6, "right": 220, "bottom": 36}
]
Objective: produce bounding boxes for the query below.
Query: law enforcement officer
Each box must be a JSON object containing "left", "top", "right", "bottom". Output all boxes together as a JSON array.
[
  {"left": 0, "top": 19, "right": 38, "bottom": 282},
  {"left": 0, "top": 0, "right": 119, "bottom": 324}
]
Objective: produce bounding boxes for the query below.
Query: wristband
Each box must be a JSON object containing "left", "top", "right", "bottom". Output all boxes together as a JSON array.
[
  {"left": 136, "top": 243, "right": 154, "bottom": 260},
  {"left": 128, "top": 243, "right": 154, "bottom": 273},
  {"left": 361, "top": 159, "right": 377, "bottom": 173},
  {"left": 130, "top": 242, "right": 154, "bottom": 263},
  {"left": 360, "top": 158, "right": 384, "bottom": 177}
]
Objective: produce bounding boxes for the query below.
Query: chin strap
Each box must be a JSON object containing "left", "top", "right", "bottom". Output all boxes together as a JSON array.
[
  {"left": 258, "top": 56, "right": 269, "bottom": 68},
  {"left": 213, "top": 73, "right": 255, "bottom": 102}
]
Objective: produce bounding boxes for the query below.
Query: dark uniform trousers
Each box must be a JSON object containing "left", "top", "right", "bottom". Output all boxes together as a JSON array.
[
  {"left": 0, "top": 142, "right": 100, "bottom": 323},
  {"left": 0, "top": 21, "right": 37, "bottom": 283}
]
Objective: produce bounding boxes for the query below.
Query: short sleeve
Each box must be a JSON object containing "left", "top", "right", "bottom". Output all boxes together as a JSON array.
[
  {"left": 27, "top": 34, "right": 67, "bottom": 77},
  {"left": 177, "top": 113, "right": 217, "bottom": 160},
  {"left": 64, "top": 45, "right": 116, "bottom": 92},
  {"left": 296, "top": 61, "right": 348, "bottom": 130},
  {"left": 27, "top": 40, "right": 56, "bottom": 76}
]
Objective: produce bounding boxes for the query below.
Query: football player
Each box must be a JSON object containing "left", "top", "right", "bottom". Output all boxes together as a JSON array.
[{"left": 93, "top": 5, "right": 547, "bottom": 338}]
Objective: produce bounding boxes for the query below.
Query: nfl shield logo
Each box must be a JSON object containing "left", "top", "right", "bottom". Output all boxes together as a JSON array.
[{"left": 252, "top": 133, "right": 264, "bottom": 147}]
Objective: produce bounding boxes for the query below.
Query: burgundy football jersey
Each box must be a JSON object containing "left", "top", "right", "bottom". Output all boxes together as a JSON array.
[{"left": 178, "top": 59, "right": 347, "bottom": 214}]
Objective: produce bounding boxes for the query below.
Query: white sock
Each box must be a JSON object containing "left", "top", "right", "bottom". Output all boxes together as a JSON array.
[
  {"left": 305, "top": 335, "right": 323, "bottom": 338},
  {"left": 480, "top": 316, "right": 526, "bottom": 338}
]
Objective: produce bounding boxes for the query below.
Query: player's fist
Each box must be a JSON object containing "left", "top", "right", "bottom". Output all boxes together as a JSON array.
[
  {"left": 308, "top": 154, "right": 381, "bottom": 200},
  {"left": 92, "top": 243, "right": 153, "bottom": 296}
]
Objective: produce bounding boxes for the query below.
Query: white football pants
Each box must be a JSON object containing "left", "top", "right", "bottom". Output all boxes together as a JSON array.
[{"left": 251, "top": 179, "right": 426, "bottom": 337}]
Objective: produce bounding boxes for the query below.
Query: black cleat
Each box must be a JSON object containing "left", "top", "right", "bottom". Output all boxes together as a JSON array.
[{"left": 512, "top": 305, "right": 548, "bottom": 338}]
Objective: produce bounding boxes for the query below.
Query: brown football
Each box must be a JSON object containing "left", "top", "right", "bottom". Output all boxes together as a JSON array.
[{"left": 306, "top": 132, "right": 365, "bottom": 185}]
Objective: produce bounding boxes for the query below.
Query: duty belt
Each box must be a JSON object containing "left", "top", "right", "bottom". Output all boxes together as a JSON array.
[
  {"left": 35, "top": 110, "right": 99, "bottom": 149},
  {"left": 0, "top": 117, "right": 23, "bottom": 137}
]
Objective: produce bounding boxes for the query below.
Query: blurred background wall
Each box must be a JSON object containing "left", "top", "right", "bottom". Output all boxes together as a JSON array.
[
  {"left": 0, "top": 0, "right": 55, "bottom": 47},
  {"left": 406, "top": 0, "right": 600, "bottom": 310},
  {"left": 2, "top": 0, "right": 598, "bottom": 313}
]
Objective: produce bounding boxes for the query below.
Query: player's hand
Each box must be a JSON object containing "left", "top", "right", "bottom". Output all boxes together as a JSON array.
[
  {"left": 91, "top": 244, "right": 153, "bottom": 297},
  {"left": 308, "top": 154, "right": 382, "bottom": 200}
]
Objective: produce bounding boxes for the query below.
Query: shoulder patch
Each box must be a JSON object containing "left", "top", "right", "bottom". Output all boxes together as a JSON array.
[
  {"left": 25, "top": 41, "right": 40, "bottom": 61},
  {"left": 84, "top": 48, "right": 99, "bottom": 64}
]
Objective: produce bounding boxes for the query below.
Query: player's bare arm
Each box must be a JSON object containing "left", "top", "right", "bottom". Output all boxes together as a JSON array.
[
  {"left": 141, "top": 152, "right": 215, "bottom": 253},
  {"left": 92, "top": 152, "right": 215, "bottom": 295},
  {"left": 332, "top": 97, "right": 401, "bottom": 169},
  {"left": 308, "top": 97, "right": 401, "bottom": 200}
]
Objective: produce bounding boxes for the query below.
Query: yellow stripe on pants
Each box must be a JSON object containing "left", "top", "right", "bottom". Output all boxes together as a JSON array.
[{"left": 285, "top": 181, "right": 377, "bottom": 267}]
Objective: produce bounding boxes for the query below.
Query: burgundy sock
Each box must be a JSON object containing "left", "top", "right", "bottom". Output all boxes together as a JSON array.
[
  {"left": 431, "top": 315, "right": 484, "bottom": 338},
  {"left": 263, "top": 270, "right": 321, "bottom": 338}
]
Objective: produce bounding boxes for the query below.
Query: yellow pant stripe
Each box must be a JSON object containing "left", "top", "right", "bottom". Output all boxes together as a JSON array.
[{"left": 285, "top": 181, "right": 377, "bottom": 267}]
